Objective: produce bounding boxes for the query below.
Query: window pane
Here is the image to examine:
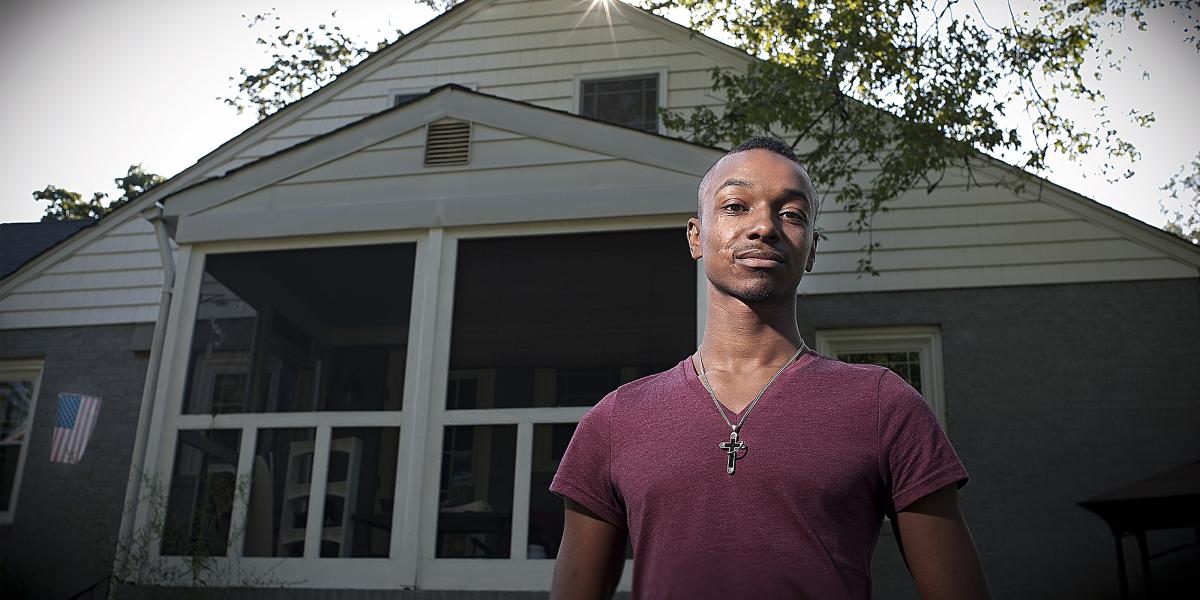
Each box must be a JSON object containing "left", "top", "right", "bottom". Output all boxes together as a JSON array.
[
  {"left": 0, "top": 445, "right": 18, "bottom": 512},
  {"left": 436, "top": 425, "right": 517, "bottom": 558},
  {"left": 580, "top": 74, "right": 658, "bottom": 131},
  {"left": 448, "top": 230, "right": 695, "bottom": 409},
  {"left": 320, "top": 427, "right": 401, "bottom": 558},
  {"left": 183, "top": 243, "right": 415, "bottom": 414},
  {"left": 528, "top": 423, "right": 574, "bottom": 559},
  {"left": 0, "top": 378, "right": 35, "bottom": 512},
  {"left": 244, "top": 427, "right": 316, "bottom": 557},
  {"left": 0, "top": 379, "right": 35, "bottom": 442},
  {"left": 163, "top": 429, "right": 241, "bottom": 556},
  {"left": 839, "top": 351, "right": 923, "bottom": 393},
  {"left": 528, "top": 423, "right": 632, "bottom": 560},
  {"left": 394, "top": 93, "right": 423, "bottom": 106}
]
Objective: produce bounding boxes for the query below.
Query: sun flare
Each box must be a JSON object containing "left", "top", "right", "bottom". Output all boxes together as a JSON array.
[{"left": 568, "top": 0, "right": 621, "bottom": 47}]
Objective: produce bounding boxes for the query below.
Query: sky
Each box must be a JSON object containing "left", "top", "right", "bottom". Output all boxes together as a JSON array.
[{"left": 1, "top": 0, "right": 1197, "bottom": 229}]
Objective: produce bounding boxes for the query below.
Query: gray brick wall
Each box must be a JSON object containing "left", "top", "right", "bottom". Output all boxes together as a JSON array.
[
  {"left": 795, "top": 277, "right": 1200, "bottom": 600},
  {"left": 1, "top": 324, "right": 150, "bottom": 600},
  {"left": 112, "top": 587, "right": 559, "bottom": 600},
  {"left": 5, "top": 277, "right": 1198, "bottom": 599}
]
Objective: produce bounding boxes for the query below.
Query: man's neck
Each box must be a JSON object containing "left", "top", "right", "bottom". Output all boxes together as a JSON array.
[{"left": 699, "top": 285, "right": 805, "bottom": 372}]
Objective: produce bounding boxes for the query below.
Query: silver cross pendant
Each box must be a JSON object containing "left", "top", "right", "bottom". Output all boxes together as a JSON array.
[{"left": 718, "top": 430, "right": 747, "bottom": 475}]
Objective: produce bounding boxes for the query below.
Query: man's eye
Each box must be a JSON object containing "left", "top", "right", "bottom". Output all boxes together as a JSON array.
[
  {"left": 721, "top": 204, "right": 747, "bottom": 212},
  {"left": 781, "top": 210, "right": 806, "bottom": 222}
]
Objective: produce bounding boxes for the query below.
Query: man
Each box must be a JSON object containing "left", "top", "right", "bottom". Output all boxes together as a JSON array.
[{"left": 549, "top": 137, "right": 990, "bottom": 599}]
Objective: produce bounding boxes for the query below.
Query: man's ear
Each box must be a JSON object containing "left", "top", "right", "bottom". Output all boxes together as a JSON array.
[{"left": 687, "top": 218, "right": 703, "bottom": 260}]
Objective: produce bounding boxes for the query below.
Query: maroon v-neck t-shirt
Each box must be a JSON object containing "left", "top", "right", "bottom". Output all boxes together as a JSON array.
[{"left": 549, "top": 349, "right": 969, "bottom": 599}]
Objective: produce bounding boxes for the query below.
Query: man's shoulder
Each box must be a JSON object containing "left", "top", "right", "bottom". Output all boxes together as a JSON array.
[
  {"left": 587, "top": 361, "right": 685, "bottom": 415},
  {"left": 609, "top": 363, "right": 683, "bottom": 401},
  {"left": 804, "top": 352, "right": 930, "bottom": 415},
  {"left": 802, "top": 350, "right": 891, "bottom": 385}
]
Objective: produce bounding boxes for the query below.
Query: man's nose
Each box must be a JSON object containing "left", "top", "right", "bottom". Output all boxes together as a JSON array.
[{"left": 746, "top": 208, "right": 780, "bottom": 241}]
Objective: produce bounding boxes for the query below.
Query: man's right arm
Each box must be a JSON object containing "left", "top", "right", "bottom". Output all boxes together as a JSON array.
[{"left": 550, "top": 498, "right": 627, "bottom": 600}]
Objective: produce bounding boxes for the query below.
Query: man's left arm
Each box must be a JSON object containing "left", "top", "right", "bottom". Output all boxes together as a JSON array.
[{"left": 893, "top": 483, "right": 992, "bottom": 600}]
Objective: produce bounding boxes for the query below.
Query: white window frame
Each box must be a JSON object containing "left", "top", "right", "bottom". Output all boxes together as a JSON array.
[
  {"left": 132, "top": 215, "right": 697, "bottom": 591},
  {"left": 0, "top": 359, "right": 44, "bottom": 525},
  {"left": 187, "top": 353, "right": 253, "bottom": 415},
  {"left": 572, "top": 67, "right": 669, "bottom": 135},
  {"left": 132, "top": 230, "right": 433, "bottom": 590},
  {"left": 418, "top": 215, "right": 687, "bottom": 591},
  {"left": 814, "top": 326, "right": 946, "bottom": 428}
]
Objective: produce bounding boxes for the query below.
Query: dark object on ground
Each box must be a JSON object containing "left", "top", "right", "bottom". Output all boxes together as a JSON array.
[{"left": 1079, "top": 460, "right": 1200, "bottom": 600}]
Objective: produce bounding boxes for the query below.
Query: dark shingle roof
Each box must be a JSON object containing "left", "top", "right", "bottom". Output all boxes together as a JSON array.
[{"left": 0, "top": 219, "right": 96, "bottom": 280}]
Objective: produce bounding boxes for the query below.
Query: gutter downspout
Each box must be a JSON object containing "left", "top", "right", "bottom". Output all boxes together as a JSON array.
[{"left": 114, "top": 201, "right": 176, "bottom": 583}]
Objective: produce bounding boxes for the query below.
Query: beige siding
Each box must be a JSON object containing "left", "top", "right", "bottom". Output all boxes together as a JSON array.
[
  {"left": 286, "top": 134, "right": 615, "bottom": 185},
  {"left": 215, "top": 0, "right": 736, "bottom": 173},
  {"left": 196, "top": 125, "right": 696, "bottom": 219},
  {"left": 802, "top": 258, "right": 1193, "bottom": 294},
  {"left": 804, "top": 179, "right": 1196, "bottom": 294},
  {"left": 0, "top": 218, "right": 173, "bottom": 328},
  {"left": 194, "top": 119, "right": 1195, "bottom": 295}
]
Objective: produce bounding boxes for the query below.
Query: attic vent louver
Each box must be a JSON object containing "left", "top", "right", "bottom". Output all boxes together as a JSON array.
[{"left": 424, "top": 119, "right": 471, "bottom": 166}]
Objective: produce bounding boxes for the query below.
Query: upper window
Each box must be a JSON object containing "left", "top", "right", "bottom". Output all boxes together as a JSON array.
[
  {"left": 393, "top": 93, "right": 423, "bottom": 107},
  {"left": 814, "top": 327, "right": 946, "bottom": 426},
  {"left": 579, "top": 73, "right": 660, "bottom": 132},
  {"left": 1, "top": 360, "right": 43, "bottom": 524},
  {"left": 389, "top": 83, "right": 479, "bottom": 109}
]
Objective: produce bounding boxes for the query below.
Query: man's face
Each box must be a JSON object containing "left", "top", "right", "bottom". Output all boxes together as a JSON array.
[{"left": 686, "top": 149, "right": 817, "bottom": 304}]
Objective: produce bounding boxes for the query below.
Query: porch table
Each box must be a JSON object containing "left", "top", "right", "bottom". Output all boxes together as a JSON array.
[{"left": 1077, "top": 460, "right": 1200, "bottom": 600}]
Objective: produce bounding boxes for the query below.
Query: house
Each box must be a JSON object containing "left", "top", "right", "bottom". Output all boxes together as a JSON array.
[{"left": 1, "top": 0, "right": 1197, "bottom": 598}]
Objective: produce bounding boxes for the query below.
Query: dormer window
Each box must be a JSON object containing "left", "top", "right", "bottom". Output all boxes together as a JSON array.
[{"left": 579, "top": 73, "right": 660, "bottom": 132}]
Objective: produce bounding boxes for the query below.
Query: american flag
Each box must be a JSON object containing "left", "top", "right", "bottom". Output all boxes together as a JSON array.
[{"left": 50, "top": 393, "right": 101, "bottom": 464}]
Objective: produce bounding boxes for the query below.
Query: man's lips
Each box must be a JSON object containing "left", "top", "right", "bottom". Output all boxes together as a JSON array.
[{"left": 734, "top": 247, "right": 787, "bottom": 267}]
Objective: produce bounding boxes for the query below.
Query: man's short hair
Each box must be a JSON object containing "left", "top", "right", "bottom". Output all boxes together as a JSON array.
[{"left": 697, "top": 136, "right": 820, "bottom": 222}]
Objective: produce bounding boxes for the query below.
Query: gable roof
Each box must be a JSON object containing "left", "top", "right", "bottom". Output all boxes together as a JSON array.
[
  {"left": 3, "top": 0, "right": 1197, "bottom": 294},
  {"left": 166, "top": 83, "right": 721, "bottom": 211},
  {"left": 0, "top": 0, "right": 500, "bottom": 292},
  {"left": 162, "top": 84, "right": 721, "bottom": 242}
]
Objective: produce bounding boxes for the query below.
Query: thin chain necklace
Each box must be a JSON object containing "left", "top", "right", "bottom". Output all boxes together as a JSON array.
[{"left": 695, "top": 342, "right": 807, "bottom": 475}]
